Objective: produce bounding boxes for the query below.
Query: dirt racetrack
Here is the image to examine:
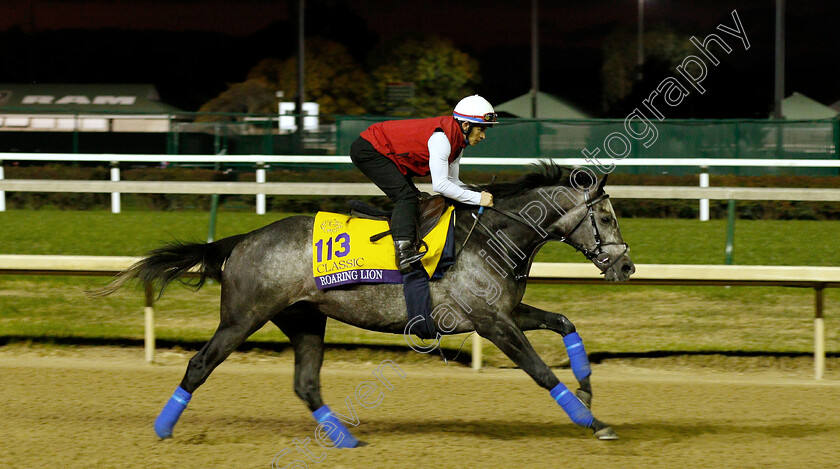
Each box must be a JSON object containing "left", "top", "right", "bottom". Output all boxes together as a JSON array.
[{"left": 1, "top": 345, "right": 839, "bottom": 469}]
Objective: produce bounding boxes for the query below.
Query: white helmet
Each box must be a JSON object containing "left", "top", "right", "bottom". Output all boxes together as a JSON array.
[{"left": 453, "top": 95, "right": 498, "bottom": 125}]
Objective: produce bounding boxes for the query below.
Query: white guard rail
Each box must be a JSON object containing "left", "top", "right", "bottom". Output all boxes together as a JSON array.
[
  {"left": 1, "top": 153, "right": 840, "bottom": 216},
  {"left": 0, "top": 255, "right": 836, "bottom": 379}
]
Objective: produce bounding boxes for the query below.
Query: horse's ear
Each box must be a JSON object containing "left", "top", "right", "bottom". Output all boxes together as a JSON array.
[{"left": 597, "top": 174, "right": 608, "bottom": 192}]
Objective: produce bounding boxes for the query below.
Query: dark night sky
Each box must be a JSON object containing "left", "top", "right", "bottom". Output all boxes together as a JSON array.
[{"left": 2, "top": 0, "right": 838, "bottom": 115}]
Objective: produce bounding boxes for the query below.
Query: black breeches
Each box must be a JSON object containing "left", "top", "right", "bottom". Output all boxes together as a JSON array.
[{"left": 350, "top": 137, "right": 420, "bottom": 241}]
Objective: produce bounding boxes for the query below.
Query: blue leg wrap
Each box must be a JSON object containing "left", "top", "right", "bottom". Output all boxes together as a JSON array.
[
  {"left": 154, "top": 386, "right": 191, "bottom": 438},
  {"left": 312, "top": 405, "right": 360, "bottom": 448},
  {"left": 563, "top": 332, "right": 591, "bottom": 381},
  {"left": 550, "top": 383, "right": 594, "bottom": 428}
]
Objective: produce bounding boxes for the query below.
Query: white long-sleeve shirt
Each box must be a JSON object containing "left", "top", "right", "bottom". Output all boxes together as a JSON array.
[{"left": 428, "top": 131, "right": 482, "bottom": 205}]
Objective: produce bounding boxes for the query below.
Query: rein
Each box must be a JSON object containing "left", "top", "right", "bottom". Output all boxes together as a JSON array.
[
  {"left": 454, "top": 206, "right": 484, "bottom": 260},
  {"left": 475, "top": 192, "right": 628, "bottom": 275}
]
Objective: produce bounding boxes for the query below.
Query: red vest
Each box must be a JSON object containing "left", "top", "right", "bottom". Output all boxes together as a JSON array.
[{"left": 360, "top": 116, "right": 466, "bottom": 176}]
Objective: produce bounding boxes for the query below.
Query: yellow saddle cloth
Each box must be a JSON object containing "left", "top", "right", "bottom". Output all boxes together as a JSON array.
[{"left": 312, "top": 206, "right": 454, "bottom": 289}]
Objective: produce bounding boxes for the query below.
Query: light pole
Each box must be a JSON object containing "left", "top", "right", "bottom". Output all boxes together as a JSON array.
[
  {"left": 773, "top": 0, "right": 785, "bottom": 119},
  {"left": 637, "top": 0, "right": 644, "bottom": 81},
  {"left": 296, "top": 0, "right": 305, "bottom": 151},
  {"left": 531, "top": 0, "right": 539, "bottom": 118}
]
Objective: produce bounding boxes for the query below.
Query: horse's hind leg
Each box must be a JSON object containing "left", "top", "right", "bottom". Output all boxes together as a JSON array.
[
  {"left": 272, "top": 306, "right": 363, "bottom": 448},
  {"left": 474, "top": 314, "right": 617, "bottom": 440},
  {"left": 154, "top": 294, "right": 280, "bottom": 438},
  {"left": 512, "top": 303, "right": 594, "bottom": 408}
]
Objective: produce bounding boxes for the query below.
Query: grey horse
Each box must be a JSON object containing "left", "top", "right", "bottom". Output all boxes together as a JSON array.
[{"left": 91, "top": 163, "right": 634, "bottom": 444}]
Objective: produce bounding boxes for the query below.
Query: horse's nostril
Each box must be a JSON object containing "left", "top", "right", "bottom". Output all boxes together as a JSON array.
[{"left": 622, "top": 263, "right": 634, "bottom": 274}]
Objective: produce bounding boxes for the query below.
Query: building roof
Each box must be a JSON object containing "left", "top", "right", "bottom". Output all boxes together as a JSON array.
[
  {"left": 0, "top": 84, "right": 180, "bottom": 114},
  {"left": 495, "top": 91, "right": 592, "bottom": 119},
  {"left": 780, "top": 92, "right": 838, "bottom": 120}
]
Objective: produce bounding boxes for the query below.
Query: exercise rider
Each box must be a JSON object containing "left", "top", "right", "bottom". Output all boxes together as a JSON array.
[{"left": 350, "top": 95, "right": 498, "bottom": 273}]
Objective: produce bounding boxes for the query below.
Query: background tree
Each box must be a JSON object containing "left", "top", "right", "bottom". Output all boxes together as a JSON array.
[
  {"left": 250, "top": 38, "right": 371, "bottom": 116},
  {"left": 367, "top": 35, "right": 481, "bottom": 116},
  {"left": 600, "top": 27, "right": 693, "bottom": 116},
  {"left": 600, "top": 25, "right": 768, "bottom": 118},
  {"left": 195, "top": 79, "right": 275, "bottom": 121},
  {"left": 197, "top": 38, "right": 370, "bottom": 120}
]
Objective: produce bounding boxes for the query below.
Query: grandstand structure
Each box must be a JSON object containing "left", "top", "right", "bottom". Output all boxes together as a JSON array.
[
  {"left": 0, "top": 84, "right": 180, "bottom": 133},
  {"left": 0, "top": 85, "right": 837, "bottom": 176}
]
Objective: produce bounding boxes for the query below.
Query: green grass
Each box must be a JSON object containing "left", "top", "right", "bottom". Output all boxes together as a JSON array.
[
  {"left": 1, "top": 208, "right": 839, "bottom": 364},
  {"left": 2, "top": 209, "right": 839, "bottom": 265},
  {"left": 535, "top": 218, "right": 840, "bottom": 266},
  {"left": 0, "top": 210, "right": 299, "bottom": 256}
]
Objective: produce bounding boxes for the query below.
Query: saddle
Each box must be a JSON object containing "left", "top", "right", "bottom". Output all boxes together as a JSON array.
[
  {"left": 348, "top": 194, "right": 449, "bottom": 243},
  {"left": 346, "top": 195, "right": 452, "bottom": 341}
]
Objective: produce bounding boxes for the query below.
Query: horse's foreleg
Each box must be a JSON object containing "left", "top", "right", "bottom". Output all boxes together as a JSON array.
[
  {"left": 475, "top": 315, "right": 616, "bottom": 439},
  {"left": 512, "top": 303, "right": 594, "bottom": 408},
  {"left": 273, "top": 308, "right": 363, "bottom": 449}
]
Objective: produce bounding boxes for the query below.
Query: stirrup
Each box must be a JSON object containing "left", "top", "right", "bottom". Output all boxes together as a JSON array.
[{"left": 395, "top": 240, "right": 425, "bottom": 273}]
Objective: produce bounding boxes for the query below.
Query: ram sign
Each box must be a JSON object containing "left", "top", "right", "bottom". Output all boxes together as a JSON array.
[{"left": 21, "top": 95, "right": 138, "bottom": 105}]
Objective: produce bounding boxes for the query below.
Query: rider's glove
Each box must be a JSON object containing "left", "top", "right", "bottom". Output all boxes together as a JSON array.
[{"left": 479, "top": 191, "right": 494, "bottom": 207}]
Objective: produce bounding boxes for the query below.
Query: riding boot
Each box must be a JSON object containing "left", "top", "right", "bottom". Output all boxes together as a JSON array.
[{"left": 394, "top": 239, "right": 424, "bottom": 274}]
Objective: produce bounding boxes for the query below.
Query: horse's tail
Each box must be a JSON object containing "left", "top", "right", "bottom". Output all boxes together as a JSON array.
[{"left": 87, "top": 234, "right": 248, "bottom": 299}]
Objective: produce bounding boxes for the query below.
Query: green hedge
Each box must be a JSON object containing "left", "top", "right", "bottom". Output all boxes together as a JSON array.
[
  {"left": 5, "top": 164, "right": 840, "bottom": 219},
  {"left": 4, "top": 165, "right": 111, "bottom": 210},
  {"left": 601, "top": 173, "right": 840, "bottom": 220}
]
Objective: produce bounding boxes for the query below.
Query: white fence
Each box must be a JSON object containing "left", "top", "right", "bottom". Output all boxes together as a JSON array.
[
  {"left": 2, "top": 153, "right": 840, "bottom": 217},
  {"left": 0, "top": 255, "right": 836, "bottom": 379},
  {"left": 2, "top": 153, "right": 839, "bottom": 376}
]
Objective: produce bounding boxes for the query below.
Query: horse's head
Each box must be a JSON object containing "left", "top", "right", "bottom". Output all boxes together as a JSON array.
[
  {"left": 547, "top": 172, "right": 635, "bottom": 281},
  {"left": 476, "top": 162, "right": 636, "bottom": 281},
  {"left": 484, "top": 163, "right": 634, "bottom": 282}
]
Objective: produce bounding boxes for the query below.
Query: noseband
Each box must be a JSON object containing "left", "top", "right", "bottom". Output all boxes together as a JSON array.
[{"left": 479, "top": 192, "right": 628, "bottom": 274}]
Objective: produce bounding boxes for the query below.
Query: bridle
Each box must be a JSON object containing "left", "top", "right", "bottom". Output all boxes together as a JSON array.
[{"left": 466, "top": 191, "right": 628, "bottom": 276}]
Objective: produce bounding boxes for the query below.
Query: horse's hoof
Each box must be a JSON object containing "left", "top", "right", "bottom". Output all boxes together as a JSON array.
[
  {"left": 594, "top": 426, "right": 619, "bottom": 440},
  {"left": 575, "top": 389, "right": 592, "bottom": 409},
  {"left": 356, "top": 440, "right": 369, "bottom": 447}
]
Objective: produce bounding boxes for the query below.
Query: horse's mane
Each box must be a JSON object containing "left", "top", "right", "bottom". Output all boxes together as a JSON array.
[{"left": 471, "top": 162, "right": 576, "bottom": 199}]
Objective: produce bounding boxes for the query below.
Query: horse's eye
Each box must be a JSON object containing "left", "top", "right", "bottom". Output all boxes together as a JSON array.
[{"left": 600, "top": 216, "right": 611, "bottom": 224}]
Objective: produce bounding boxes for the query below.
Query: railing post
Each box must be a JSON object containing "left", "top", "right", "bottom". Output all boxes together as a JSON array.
[
  {"left": 724, "top": 199, "right": 735, "bottom": 265},
  {"left": 166, "top": 114, "right": 176, "bottom": 155},
  {"left": 0, "top": 162, "right": 5, "bottom": 212},
  {"left": 207, "top": 159, "right": 221, "bottom": 243},
  {"left": 207, "top": 193, "right": 219, "bottom": 243},
  {"left": 471, "top": 334, "right": 482, "bottom": 371},
  {"left": 110, "top": 161, "right": 121, "bottom": 214},
  {"left": 256, "top": 162, "right": 266, "bottom": 215},
  {"left": 699, "top": 166, "right": 709, "bottom": 221},
  {"left": 72, "top": 113, "right": 79, "bottom": 153},
  {"left": 144, "top": 281, "right": 156, "bottom": 363},
  {"left": 814, "top": 285, "right": 825, "bottom": 380}
]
